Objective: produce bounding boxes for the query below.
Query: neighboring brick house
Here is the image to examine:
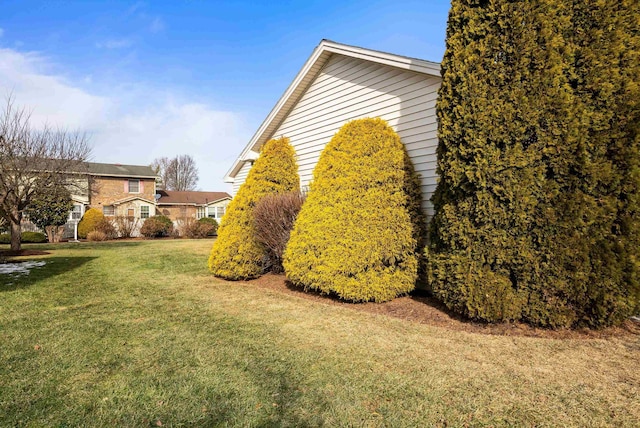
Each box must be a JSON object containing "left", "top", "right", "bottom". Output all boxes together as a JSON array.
[
  {"left": 66, "top": 162, "right": 158, "bottom": 222},
  {"left": 84, "top": 162, "right": 158, "bottom": 219},
  {"left": 56, "top": 162, "right": 159, "bottom": 238},
  {"left": 22, "top": 161, "right": 232, "bottom": 239},
  {"left": 156, "top": 190, "right": 231, "bottom": 223}
]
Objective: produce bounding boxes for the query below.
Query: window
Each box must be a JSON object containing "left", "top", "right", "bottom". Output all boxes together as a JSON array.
[
  {"left": 69, "top": 204, "right": 83, "bottom": 221},
  {"left": 128, "top": 179, "right": 140, "bottom": 193},
  {"left": 140, "top": 206, "right": 150, "bottom": 219},
  {"left": 207, "top": 206, "right": 226, "bottom": 219},
  {"left": 103, "top": 205, "right": 115, "bottom": 216},
  {"left": 196, "top": 207, "right": 205, "bottom": 219}
]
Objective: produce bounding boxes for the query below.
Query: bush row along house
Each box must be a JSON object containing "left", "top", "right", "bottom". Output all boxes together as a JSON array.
[
  {"left": 225, "top": 39, "right": 441, "bottom": 218},
  {"left": 22, "top": 161, "right": 230, "bottom": 238}
]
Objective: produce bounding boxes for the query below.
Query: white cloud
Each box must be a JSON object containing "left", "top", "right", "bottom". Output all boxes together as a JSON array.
[
  {"left": 0, "top": 47, "right": 249, "bottom": 192},
  {"left": 96, "top": 38, "right": 133, "bottom": 49},
  {"left": 149, "top": 17, "right": 165, "bottom": 33},
  {"left": 126, "top": 1, "right": 146, "bottom": 17},
  {"left": 0, "top": 48, "right": 109, "bottom": 129}
]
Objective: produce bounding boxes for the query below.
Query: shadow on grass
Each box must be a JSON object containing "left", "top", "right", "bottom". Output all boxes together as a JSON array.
[
  {"left": 0, "top": 240, "right": 145, "bottom": 253},
  {"left": 0, "top": 256, "right": 97, "bottom": 292}
]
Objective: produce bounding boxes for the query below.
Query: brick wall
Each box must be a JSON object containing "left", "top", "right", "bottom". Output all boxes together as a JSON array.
[
  {"left": 158, "top": 205, "right": 197, "bottom": 219},
  {"left": 90, "top": 176, "right": 156, "bottom": 209}
]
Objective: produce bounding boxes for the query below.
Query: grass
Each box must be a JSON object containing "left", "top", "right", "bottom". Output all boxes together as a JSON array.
[{"left": 1, "top": 239, "right": 639, "bottom": 427}]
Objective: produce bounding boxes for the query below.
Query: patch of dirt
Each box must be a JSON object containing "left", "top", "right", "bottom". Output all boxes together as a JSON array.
[
  {"left": 0, "top": 249, "right": 51, "bottom": 257},
  {"left": 249, "top": 273, "right": 640, "bottom": 340}
]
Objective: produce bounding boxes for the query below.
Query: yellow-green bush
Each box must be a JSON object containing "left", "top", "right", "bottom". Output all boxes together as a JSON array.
[
  {"left": 283, "top": 118, "right": 424, "bottom": 302},
  {"left": 77, "top": 208, "right": 105, "bottom": 239},
  {"left": 208, "top": 137, "right": 299, "bottom": 280}
]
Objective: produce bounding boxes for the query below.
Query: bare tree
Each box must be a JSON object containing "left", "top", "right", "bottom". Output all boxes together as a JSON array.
[
  {"left": 151, "top": 154, "right": 199, "bottom": 191},
  {"left": 0, "top": 96, "right": 91, "bottom": 252},
  {"left": 151, "top": 156, "right": 171, "bottom": 190}
]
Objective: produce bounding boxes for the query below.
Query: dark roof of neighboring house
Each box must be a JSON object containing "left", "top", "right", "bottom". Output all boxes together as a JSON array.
[
  {"left": 156, "top": 190, "right": 231, "bottom": 205},
  {"left": 85, "top": 162, "right": 158, "bottom": 179}
]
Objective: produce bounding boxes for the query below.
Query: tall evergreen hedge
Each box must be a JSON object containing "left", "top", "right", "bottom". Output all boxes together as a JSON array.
[
  {"left": 284, "top": 118, "right": 424, "bottom": 302},
  {"left": 208, "top": 137, "right": 299, "bottom": 280},
  {"left": 429, "top": 0, "right": 640, "bottom": 328}
]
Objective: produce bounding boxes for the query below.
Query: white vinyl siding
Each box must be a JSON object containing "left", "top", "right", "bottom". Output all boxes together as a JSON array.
[
  {"left": 232, "top": 162, "right": 253, "bottom": 195},
  {"left": 232, "top": 54, "right": 440, "bottom": 218}
]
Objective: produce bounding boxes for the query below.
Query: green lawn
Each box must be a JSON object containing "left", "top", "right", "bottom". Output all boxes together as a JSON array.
[{"left": 1, "top": 240, "right": 638, "bottom": 427}]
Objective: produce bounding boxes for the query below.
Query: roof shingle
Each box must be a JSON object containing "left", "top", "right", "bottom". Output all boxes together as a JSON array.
[{"left": 157, "top": 190, "right": 231, "bottom": 205}]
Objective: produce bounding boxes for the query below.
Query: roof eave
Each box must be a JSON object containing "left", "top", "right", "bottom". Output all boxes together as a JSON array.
[{"left": 90, "top": 173, "right": 159, "bottom": 179}]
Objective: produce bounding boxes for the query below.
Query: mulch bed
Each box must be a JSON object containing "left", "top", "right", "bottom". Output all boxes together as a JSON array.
[
  {"left": 0, "top": 249, "right": 51, "bottom": 257},
  {"left": 250, "top": 273, "right": 640, "bottom": 340}
]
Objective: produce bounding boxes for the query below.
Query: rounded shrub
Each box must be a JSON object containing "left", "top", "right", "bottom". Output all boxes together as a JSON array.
[
  {"left": 180, "top": 218, "right": 215, "bottom": 239},
  {"left": 208, "top": 137, "right": 299, "bottom": 280},
  {"left": 95, "top": 218, "right": 117, "bottom": 240},
  {"left": 21, "top": 231, "right": 47, "bottom": 243},
  {"left": 86, "top": 230, "right": 108, "bottom": 242},
  {"left": 0, "top": 231, "right": 47, "bottom": 244},
  {"left": 140, "top": 215, "right": 174, "bottom": 238},
  {"left": 283, "top": 118, "right": 424, "bottom": 302},
  {"left": 77, "top": 208, "right": 105, "bottom": 239},
  {"left": 198, "top": 217, "right": 218, "bottom": 236}
]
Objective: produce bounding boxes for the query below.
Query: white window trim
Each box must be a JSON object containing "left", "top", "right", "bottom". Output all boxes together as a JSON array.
[
  {"left": 69, "top": 204, "right": 84, "bottom": 221},
  {"left": 103, "top": 205, "right": 115, "bottom": 216},
  {"left": 196, "top": 206, "right": 205, "bottom": 219}
]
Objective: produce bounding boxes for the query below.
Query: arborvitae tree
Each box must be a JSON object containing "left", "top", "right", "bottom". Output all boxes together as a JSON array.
[
  {"left": 429, "top": 0, "right": 640, "bottom": 328},
  {"left": 552, "top": 0, "right": 640, "bottom": 326},
  {"left": 208, "top": 137, "right": 299, "bottom": 280},
  {"left": 284, "top": 118, "right": 424, "bottom": 302}
]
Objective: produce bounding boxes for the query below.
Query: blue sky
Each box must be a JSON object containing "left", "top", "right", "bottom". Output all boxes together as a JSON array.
[{"left": 0, "top": 0, "right": 450, "bottom": 191}]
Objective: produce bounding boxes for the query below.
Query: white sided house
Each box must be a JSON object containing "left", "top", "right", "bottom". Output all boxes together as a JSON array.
[{"left": 225, "top": 39, "right": 442, "bottom": 218}]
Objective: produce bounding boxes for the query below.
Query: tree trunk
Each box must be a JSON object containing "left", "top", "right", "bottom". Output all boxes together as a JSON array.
[{"left": 10, "top": 212, "right": 22, "bottom": 252}]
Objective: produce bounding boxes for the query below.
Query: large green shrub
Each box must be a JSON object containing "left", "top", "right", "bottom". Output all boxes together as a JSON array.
[
  {"left": 428, "top": 0, "right": 640, "bottom": 328},
  {"left": 0, "top": 231, "right": 47, "bottom": 244},
  {"left": 77, "top": 208, "right": 105, "bottom": 239},
  {"left": 283, "top": 118, "right": 424, "bottom": 302},
  {"left": 208, "top": 137, "right": 299, "bottom": 280}
]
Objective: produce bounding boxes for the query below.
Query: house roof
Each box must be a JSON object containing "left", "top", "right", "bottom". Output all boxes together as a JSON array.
[
  {"left": 85, "top": 162, "right": 158, "bottom": 179},
  {"left": 224, "top": 39, "right": 442, "bottom": 182},
  {"left": 156, "top": 190, "right": 231, "bottom": 206}
]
